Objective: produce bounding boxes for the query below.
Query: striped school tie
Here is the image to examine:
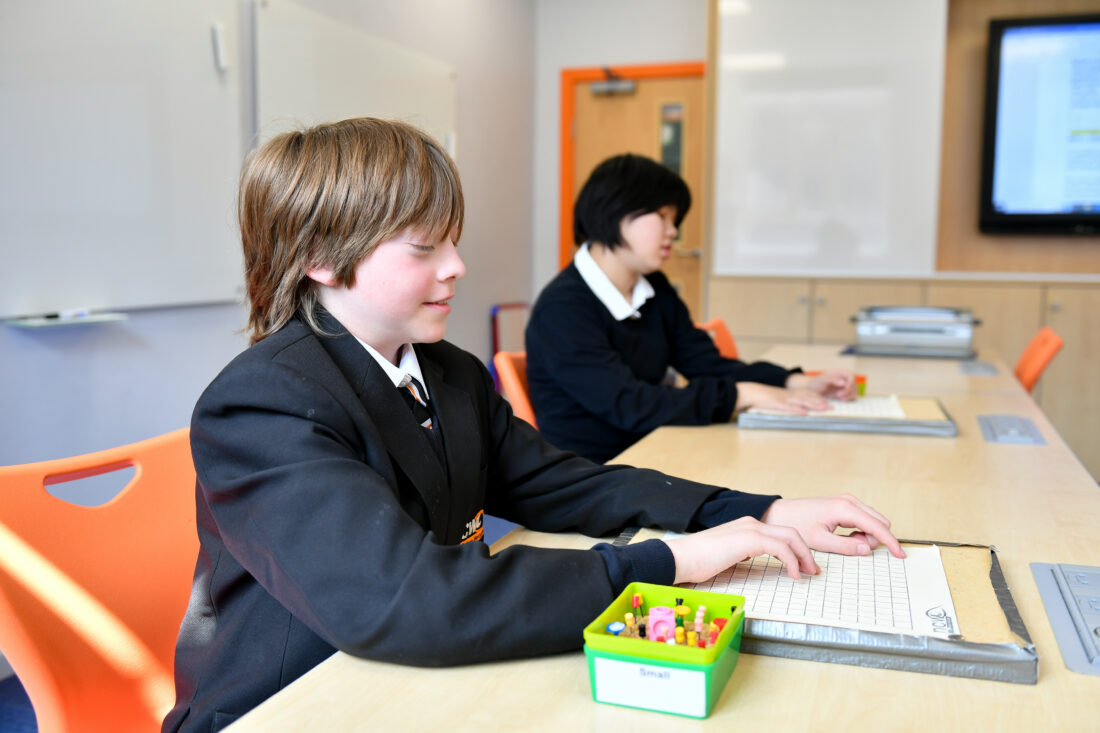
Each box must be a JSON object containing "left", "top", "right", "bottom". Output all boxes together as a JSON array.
[{"left": 399, "top": 375, "right": 433, "bottom": 430}]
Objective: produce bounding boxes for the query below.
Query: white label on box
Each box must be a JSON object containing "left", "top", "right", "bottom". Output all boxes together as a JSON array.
[{"left": 593, "top": 657, "right": 706, "bottom": 717}]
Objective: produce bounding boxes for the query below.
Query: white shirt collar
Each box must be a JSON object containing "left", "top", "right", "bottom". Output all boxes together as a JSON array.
[
  {"left": 355, "top": 339, "right": 429, "bottom": 399},
  {"left": 574, "top": 242, "right": 655, "bottom": 321}
]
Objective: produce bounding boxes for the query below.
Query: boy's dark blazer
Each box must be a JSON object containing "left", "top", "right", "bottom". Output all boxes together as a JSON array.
[{"left": 163, "top": 314, "right": 746, "bottom": 732}]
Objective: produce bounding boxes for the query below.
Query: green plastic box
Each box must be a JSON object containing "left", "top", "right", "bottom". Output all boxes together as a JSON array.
[{"left": 583, "top": 582, "right": 745, "bottom": 718}]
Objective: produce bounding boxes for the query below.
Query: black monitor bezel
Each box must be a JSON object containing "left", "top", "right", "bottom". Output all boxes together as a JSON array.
[{"left": 978, "top": 13, "right": 1100, "bottom": 236}]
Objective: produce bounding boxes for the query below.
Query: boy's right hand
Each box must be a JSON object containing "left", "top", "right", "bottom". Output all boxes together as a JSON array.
[
  {"left": 665, "top": 494, "right": 905, "bottom": 585},
  {"left": 734, "top": 382, "right": 829, "bottom": 414},
  {"left": 664, "top": 516, "right": 819, "bottom": 584}
]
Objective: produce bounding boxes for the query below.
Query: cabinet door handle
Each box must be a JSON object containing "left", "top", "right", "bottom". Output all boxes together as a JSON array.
[
  {"left": 1049, "top": 302, "right": 1061, "bottom": 313},
  {"left": 674, "top": 247, "right": 702, "bottom": 258},
  {"left": 816, "top": 296, "right": 826, "bottom": 305},
  {"left": 798, "top": 294, "right": 808, "bottom": 305}
]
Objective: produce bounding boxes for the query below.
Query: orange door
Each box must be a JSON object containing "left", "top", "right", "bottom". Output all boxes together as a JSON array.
[{"left": 567, "top": 72, "right": 706, "bottom": 318}]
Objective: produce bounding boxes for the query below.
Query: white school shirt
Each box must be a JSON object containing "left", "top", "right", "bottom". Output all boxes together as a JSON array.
[
  {"left": 355, "top": 338, "right": 430, "bottom": 403},
  {"left": 573, "top": 242, "right": 655, "bottom": 321}
]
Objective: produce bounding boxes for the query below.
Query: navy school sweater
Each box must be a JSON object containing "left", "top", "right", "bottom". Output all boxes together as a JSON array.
[{"left": 526, "top": 265, "right": 796, "bottom": 462}]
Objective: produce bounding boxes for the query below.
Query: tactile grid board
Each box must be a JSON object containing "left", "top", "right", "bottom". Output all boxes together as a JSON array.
[
  {"left": 959, "top": 360, "right": 999, "bottom": 376},
  {"left": 1031, "top": 563, "right": 1100, "bottom": 675},
  {"left": 978, "top": 414, "right": 1046, "bottom": 445},
  {"left": 611, "top": 526, "right": 639, "bottom": 547},
  {"left": 692, "top": 550, "right": 914, "bottom": 633}
]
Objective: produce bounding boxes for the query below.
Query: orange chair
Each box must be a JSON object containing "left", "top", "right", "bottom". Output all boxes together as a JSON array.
[
  {"left": 0, "top": 428, "right": 198, "bottom": 733},
  {"left": 695, "top": 318, "right": 739, "bottom": 360},
  {"left": 493, "top": 351, "right": 538, "bottom": 429},
  {"left": 1014, "top": 326, "right": 1063, "bottom": 393}
]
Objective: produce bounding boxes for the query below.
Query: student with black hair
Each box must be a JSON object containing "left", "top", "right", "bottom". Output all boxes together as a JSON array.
[{"left": 526, "top": 154, "right": 857, "bottom": 463}]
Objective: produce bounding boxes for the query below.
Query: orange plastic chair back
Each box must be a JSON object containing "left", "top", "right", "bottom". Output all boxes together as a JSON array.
[
  {"left": 493, "top": 351, "right": 538, "bottom": 429},
  {"left": 1014, "top": 326, "right": 1063, "bottom": 393},
  {"left": 696, "top": 318, "right": 739, "bottom": 360},
  {"left": 0, "top": 428, "right": 198, "bottom": 733}
]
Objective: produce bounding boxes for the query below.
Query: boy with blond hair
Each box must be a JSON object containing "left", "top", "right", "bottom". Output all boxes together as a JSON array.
[{"left": 164, "top": 118, "right": 901, "bottom": 731}]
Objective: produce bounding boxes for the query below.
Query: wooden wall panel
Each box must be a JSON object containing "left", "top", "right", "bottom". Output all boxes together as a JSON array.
[
  {"left": 936, "top": 0, "right": 1100, "bottom": 273},
  {"left": 926, "top": 282, "right": 1043, "bottom": 361}
]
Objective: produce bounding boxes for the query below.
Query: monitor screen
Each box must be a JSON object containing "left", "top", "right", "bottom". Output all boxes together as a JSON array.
[{"left": 979, "top": 14, "right": 1100, "bottom": 235}]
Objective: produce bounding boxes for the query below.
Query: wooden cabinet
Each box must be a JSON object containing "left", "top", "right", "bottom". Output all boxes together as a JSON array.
[
  {"left": 708, "top": 277, "right": 924, "bottom": 344},
  {"left": 811, "top": 280, "right": 923, "bottom": 343},
  {"left": 1039, "top": 286, "right": 1100, "bottom": 478},
  {"left": 925, "top": 283, "right": 1043, "bottom": 365},
  {"left": 708, "top": 277, "right": 811, "bottom": 341}
]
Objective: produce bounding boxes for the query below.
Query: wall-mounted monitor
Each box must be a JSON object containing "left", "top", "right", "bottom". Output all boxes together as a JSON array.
[{"left": 979, "top": 14, "right": 1100, "bottom": 235}]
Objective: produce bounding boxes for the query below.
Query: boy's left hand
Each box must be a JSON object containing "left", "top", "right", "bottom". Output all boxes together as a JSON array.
[
  {"left": 787, "top": 369, "right": 858, "bottom": 401},
  {"left": 761, "top": 494, "right": 905, "bottom": 559}
]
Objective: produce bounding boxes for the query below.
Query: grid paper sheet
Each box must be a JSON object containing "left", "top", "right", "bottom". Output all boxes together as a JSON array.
[
  {"left": 685, "top": 545, "right": 960, "bottom": 638},
  {"left": 818, "top": 394, "right": 905, "bottom": 419},
  {"left": 749, "top": 394, "right": 906, "bottom": 419}
]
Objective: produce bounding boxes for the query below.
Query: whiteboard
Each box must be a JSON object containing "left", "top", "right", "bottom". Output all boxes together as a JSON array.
[
  {"left": 254, "top": 0, "right": 458, "bottom": 157},
  {"left": 0, "top": 1, "right": 245, "bottom": 319},
  {"left": 711, "top": 0, "right": 947, "bottom": 276}
]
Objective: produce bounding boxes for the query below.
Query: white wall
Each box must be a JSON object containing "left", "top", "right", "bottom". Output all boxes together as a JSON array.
[
  {"left": 0, "top": 0, "right": 535, "bottom": 474},
  {"left": 530, "top": 0, "right": 708, "bottom": 291},
  {"left": 0, "top": 303, "right": 252, "bottom": 466},
  {"left": 300, "top": 0, "right": 536, "bottom": 354}
]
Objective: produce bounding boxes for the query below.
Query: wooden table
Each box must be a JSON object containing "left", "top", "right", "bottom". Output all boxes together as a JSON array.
[
  {"left": 228, "top": 349, "right": 1100, "bottom": 731},
  {"left": 765, "top": 342, "right": 1025, "bottom": 395}
]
